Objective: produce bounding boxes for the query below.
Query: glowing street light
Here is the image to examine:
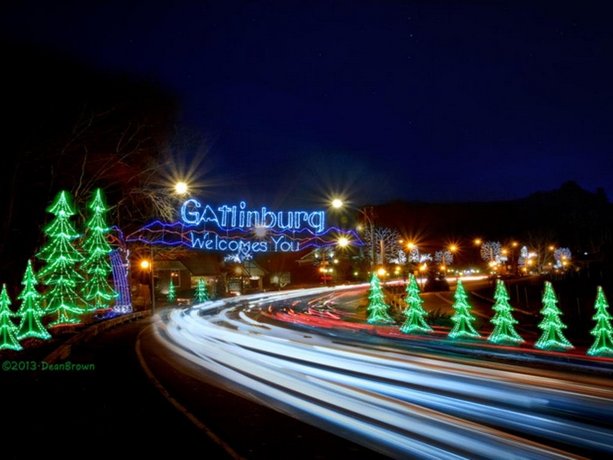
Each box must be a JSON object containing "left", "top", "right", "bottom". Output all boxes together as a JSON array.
[
  {"left": 337, "top": 236, "right": 350, "bottom": 248},
  {"left": 139, "top": 259, "right": 151, "bottom": 270},
  {"left": 331, "top": 198, "right": 344, "bottom": 209},
  {"left": 174, "top": 181, "right": 189, "bottom": 196},
  {"left": 331, "top": 197, "right": 376, "bottom": 272}
]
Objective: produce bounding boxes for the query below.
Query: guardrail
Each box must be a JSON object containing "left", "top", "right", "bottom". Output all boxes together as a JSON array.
[{"left": 44, "top": 310, "right": 151, "bottom": 364}]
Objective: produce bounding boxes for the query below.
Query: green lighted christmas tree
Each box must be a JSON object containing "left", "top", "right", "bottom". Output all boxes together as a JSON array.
[
  {"left": 167, "top": 279, "right": 176, "bottom": 303},
  {"left": 37, "top": 190, "right": 86, "bottom": 326},
  {"left": 400, "top": 274, "right": 432, "bottom": 334},
  {"left": 0, "top": 284, "right": 22, "bottom": 351},
  {"left": 535, "top": 281, "right": 572, "bottom": 351},
  {"left": 448, "top": 279, "right": 480, "bottom": 339},
  {"left": 367, "top": 273, "right": 394, "bottom": 324},
  {"left": 194, "top": 278, "right": 209, "bottom": 303},
  {"left": 16, "top": 260, "right": 51, "bottom": 341},
  {"left": 81, "top": 189, "right": 117, "bottom": 311},
  {"left": 587, "top": 286, "right": 613, "bottom": 356},
  {"left": 487, "top": 279, "right": 524, "bottom": 345}
]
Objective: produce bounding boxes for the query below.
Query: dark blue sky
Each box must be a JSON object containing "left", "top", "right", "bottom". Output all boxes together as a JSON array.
[{"left": 3, "top": 1, "right": 612, "bottom": 204}]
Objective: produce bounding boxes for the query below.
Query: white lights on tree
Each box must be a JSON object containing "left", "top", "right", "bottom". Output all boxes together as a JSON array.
[
  {"left": 518, "top": 246, "right": 529, "bottom": 268},
  {"left": 554, "top": 248, "right": 572, "bottom": 268},
  {"left": 363, "top": 227, "right": 402, "bottom": 265},
  {"left": 390, "top": 250, "right": 407, "bottom": 265},
  {"left": 480, "top": 241, "right": 501, "bottom": 263},
  {"left": 224, "top": 253, "right": 253, "bottom": 263},
  {"left": 435, "top": 250, "right": 453, "bottom": 265}
]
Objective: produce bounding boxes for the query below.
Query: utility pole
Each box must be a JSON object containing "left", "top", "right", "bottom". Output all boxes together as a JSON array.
[
  {"left": 150, "top": 245, "right": 155, "bottom": 314},
  {"left": 362, "top": 206, "right": 376, "bottom": 272}
]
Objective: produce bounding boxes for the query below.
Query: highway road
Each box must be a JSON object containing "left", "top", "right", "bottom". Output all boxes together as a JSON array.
[{"left": 147, "top": 283, "right": 613, "bottom": 459}]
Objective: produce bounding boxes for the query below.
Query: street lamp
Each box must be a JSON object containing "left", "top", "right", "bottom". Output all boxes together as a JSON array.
[
  {"left": 331, "top": 198, "right": 343, "bottom": 209},
  {"left": 330, "top": 198, "right": 376, "bottom": 274},
  {"left": 337, "top": 236, "right": 349, "bottom": 248},
  {"left": 174, "top": 181, "right": 189, "bottom": 196},
  {"left": 357, "top": 207, "right": 376, "bottom": 272},
  {"left": 140, "top": 257, "right": 155, "bottom": 313},
  {"left": 448, "top": 243, "right": 459, "bottom": 276},
  {"left": 439, "top": 243, "right": 458, "bottom": 274}
]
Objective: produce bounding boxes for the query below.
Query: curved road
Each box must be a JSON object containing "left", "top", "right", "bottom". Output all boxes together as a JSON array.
[{"left": 145, "top": 284, "right": 613, "bottom": 460}]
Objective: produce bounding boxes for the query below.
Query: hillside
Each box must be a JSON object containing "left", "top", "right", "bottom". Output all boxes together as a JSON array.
[{"left": 372, "top": 181, "right": 612, "bottom": 257}]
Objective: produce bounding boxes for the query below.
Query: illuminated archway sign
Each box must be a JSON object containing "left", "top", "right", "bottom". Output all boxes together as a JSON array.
[
  {"left": 181, "top": 199, "right": 325, "bottom": 233},
  {"left": 127, "top": 198, "right": 361, "bottom": 261}
]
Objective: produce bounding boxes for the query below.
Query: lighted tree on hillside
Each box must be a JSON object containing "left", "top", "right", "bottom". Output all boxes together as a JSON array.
[
  {"left": 400, "top": 274, "right": 432, "bottom": 334},
  {"left": 0, "top": 284, "right": 22, "bottom": 351},
  {"left": 367, "top": 273, "right": 394, "bottom": 324},
  {"left": 587, "top": 286, "right": 613, "bottom": 356},
  {"left": 37, "top": 190, "right": 85, "bottom": 326},
  {"left": 16, "top": 260, "right": 51, "bottom": 341},
  {"left": 81, "top": 189, "right": 117, "bottom": 311},
  {"left": 488, "top": 280, "right": 524, "bottom": 345},
  {"left": 448, "top": 279, "right": 480, "bottom": 339},
  {"left": 167, "top": 279, "right": 176, "bottom": 303},
  {"left": 535, "top": 281, "right": 572, "bottom": 351},
  {"left": 194, "top": 278, "right": 209, "bottom": 303}
]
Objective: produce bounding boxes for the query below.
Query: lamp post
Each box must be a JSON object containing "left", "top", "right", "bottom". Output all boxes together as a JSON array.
[
  {"left": 150, "top": 245, "right": 155, "bottom": 313},
  {"left": 448, "top": 243, "right": 458, "bottom": 277},
  {"left": 511, "top": 241, "right": 519, "bottom": 275},
  {"left": 331, "top": 198, "right": 376, "bottom": 273},
  {"left": 356, "top": 206, "right": 376, "bottom": 272},
  {"left": 140, "top": 255, "right": 155, "bottom": 313}
]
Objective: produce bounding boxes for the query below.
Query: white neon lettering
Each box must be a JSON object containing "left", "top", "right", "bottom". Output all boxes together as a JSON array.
[
  {"left": 182, "top": 199, "right": 326, "bottom": 234},
  {"left": 202, "top": 205, "right": 220, "bottom": 226},
  {"left": 308, "top": 211, "right": 325, "bottom": 233},
  {"left": 239, "top": 201, "right": 246, "bottom": 227},
  {"left": 217, "top": 238, "right": 227, "bottom": 251},
  {"left": 231, "top": 205, "right": 237, "bottom": 227},
  {"left": 181, "top": 199, "right": 201, "bottom": 224},
  {"left": 191, "top": 232, "right": 301, "bottom": 256},
  {"left": 218, "top": 205, "right": 231, "bottom": 227},
  {"left": 272, "top": 236, "right": 284, "bottom": 251},
  {"left": 246, "top": 210, "right": 259, "bottom": 227},
  {"left": 277, "top": 211, "right": 293, "bottom": 230}
]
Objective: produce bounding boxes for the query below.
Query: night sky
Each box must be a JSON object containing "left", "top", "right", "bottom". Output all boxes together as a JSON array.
[{"left": 2, "top": 1, "right": 612, "bottom": 205}]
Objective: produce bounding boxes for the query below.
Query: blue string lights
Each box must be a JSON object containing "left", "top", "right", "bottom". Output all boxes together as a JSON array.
[
  {"left": 110, "top": 249, "right": 132, "bottom": 314},
  {"left": 126, "top": 219, "right": 362, "bottom": 262}
]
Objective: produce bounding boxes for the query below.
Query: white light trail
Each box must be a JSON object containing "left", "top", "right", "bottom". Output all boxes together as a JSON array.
[{"left": 154, "top": 286, "right": 613, "bottom": 459}]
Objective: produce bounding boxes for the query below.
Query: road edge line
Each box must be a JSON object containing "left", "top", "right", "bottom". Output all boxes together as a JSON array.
[{"left": 135, "top": 326, "right": 244, "bottom": 460}]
